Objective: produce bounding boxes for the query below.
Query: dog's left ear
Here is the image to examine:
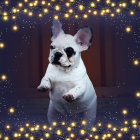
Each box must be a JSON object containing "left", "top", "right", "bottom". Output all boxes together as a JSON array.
[
  {"left": 74, "top": 27, "right": 93, "bottom": 52},
  {"left": 51, "top": 20, "right": 64, "bottom": 41}
]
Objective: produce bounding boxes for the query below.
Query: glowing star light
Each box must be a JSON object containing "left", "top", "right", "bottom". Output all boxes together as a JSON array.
[
  {"left": 64, "top": 13, "right": 69, "bottom": 18},
  {"left": 124, "top": 120, "right": 129, "bottom": 125},
  {"left": 2, "top": 16, "right": 9, "bottom": 21},
  {"left": 67, "top": 127, "right": 72, "bottom": 131},
  {"left": 65, "top": 2, "right": 71, "bottom": 7},
  {"left": 56, "top": 129, "right": 62, "bottom": 135},
  {"left": 45, "top": 132, "right": 50, "bottom": 138},
  {"left": 71, "top": 121, "right": 76, "bottom": 127},
  {"left": 130, "top": 11, "right": 135, "bottom": 15},
  {"left": 5, "top": 124, "right": 11, "bottom": 130},
  {"left": 8, "top": 107, "right": 15, "bottom": 114},
  {"left": 136, "top": 91, "right": 140, "bottom": 98},
  {"left": 92, "top": 127, "right": 97, "bottom": 132},
  {"left": 117, "top": 133, "right": 122, "bottom": 138},
  {"left": 4, "top": 0, "right": 9, "bottom": 5},
  {"left": 81, "top": 120, "right": 87, "bottom": 125},
  {"left": 70, "top": 133, "right": 75, "bottom": 138},
  {"left": 83, "top": 14, "right": 88, "bottom": 19},
  {"left": 4, "top": 136, "right": 9, "bottom": 140},
  {"left": 107, "top": 123, "right": 112, "bottom": 129},
  {"left": 54, "top": 5, "right": 61, "bottom": 11},
  {"left": 97, "top": 122, "right": 102, "bottom": 127},
  {"left": 61, "top": 121, "right": 66, "bottom": 125},
  {"left": 78, "top": 4, "right": 84, "bottom": 11},
  {"left": 125, "top": 26, "right": 132, "bottom": 33},
  {"left": 52, "top": 121, "right": 57, "bottom": 126},
  {"left": 0, "top": 133, "right": 2, "bottom": 139},
  {"left": 12, "top": 25, "right": 19, "bottom": 31},
  {"left": 94, "top": 135, "right": 99, "bottom": 139},
  {"left": 132, "top": 119, "right": 137, "bottom": 125},
  {"left": 131, "top": 135, "right": 136, "bottom": 139},
  {"left": 43, "top": 8, "right": 49, "bottom": 13},
  {"left": 122, "top": 109, "right": 128, "bottom": 115},
  {"left": 42, "top": 125, "right": 47, "bottom": 130},
  {"left": 25, "top": 123, "right": 30, "bottom": 127},
  {"left": 75, "top": 14, "right": 79, "bottom": 19},
  {"left": 24, "top": 133, "right": 29, "bottom": 138},
  {"left": 68, "top": 9, "right": 73, "bottom": 13},
  {"left": 93, "top": 10, "right": 98, "bottom": 15},
  {"left": 90, "top": 2, "right": 96, "bottom": 7},
  {"left": 69, "top": 0, "right": 75, "bottom": 2},
  {"left": 1, "top": 74, "right": 7, "bottom": 81},
  {"left": 80, "top": 129, "right": 86, "bottom": 135},
  {"left": 13, "top": 132, "right": 20, "bottom": 138},
  {"left": 0, "top": 42, "right": 5, "bottom": 49},
  {"left": 133, "top": 59, "right": 139, "bottom": 66}
]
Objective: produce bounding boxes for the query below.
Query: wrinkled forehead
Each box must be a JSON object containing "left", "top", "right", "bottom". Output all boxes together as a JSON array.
[{"left": 51, "top": 34, "right": 77, "bottom": 49}]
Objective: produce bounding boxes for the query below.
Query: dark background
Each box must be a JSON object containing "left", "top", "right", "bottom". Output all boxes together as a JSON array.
[{"left": 0, "top": 15, "right": 140, "bottom": 99}]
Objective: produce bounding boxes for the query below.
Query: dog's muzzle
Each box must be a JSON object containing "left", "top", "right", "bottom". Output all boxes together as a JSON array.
[{"left": 52, "top": 52, "right": 63, "bottom": 65}]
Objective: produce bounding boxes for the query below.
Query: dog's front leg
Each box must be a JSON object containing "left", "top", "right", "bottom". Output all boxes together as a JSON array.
[
  {"left": 37, "top": 67, "right": 52, "bottom": 92},
  {"left": 37, "top": 76, "right": 51, "bottom": 92},
  {"left": 63, "top": 81, "right": 85, "bottom": 102}
]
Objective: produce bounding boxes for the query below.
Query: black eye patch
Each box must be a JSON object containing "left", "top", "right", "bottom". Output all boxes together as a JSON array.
[{"left": 65, "top": 47, "right": 76, "bottom": 58}]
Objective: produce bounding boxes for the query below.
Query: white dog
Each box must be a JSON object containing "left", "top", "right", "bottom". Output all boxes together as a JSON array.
[{"left": 37, "top": 20, "right": 97, "bottom": 125}]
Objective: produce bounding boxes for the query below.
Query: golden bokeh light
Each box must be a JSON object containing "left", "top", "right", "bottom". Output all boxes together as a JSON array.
[
  {"left": 78, "top": 4, "right": 84, "bottom": 11},
  {"left": 81, "top": 120, "right": 87, "bottom": 125},
  {"left": 0, "top": 42, "right": 5, "bottom": 49},
  {"left": 54, "top": 5, "right": 61, "bottom": 11},
  {"left": 125, "top": 26, "right": 132, "bottom": 33},
  {"left": 45, "top": 132, "right": 50, "bottom": 138},
  {"left": 90, "top": 2, "right": 96, "bottom": 7},
  {"left": 70, "top": 133, "right": 75, "bottom": 138},
  {"left": 133, "top": 59, "right": 139, "bottom": 66},
  {"left": 136, "top": 91, "right": 140, "bottom": 98},
  {"left": 1, "top": 74, "right": 7, "bottom": 81},
  {"left": 5, "top": 124, "right": 11, "bottom": 130},
  {"left": 8, "top": 107, "right": 15, "bottom": 114},
  {"left": 130, "top": 11, "right": 135, "bottom": 15},
  {"left": 122, "top": 109, "right": 128, "bottom": 115},
  {"left": 12, "top": 25, "right": 19, "bottom": 31},
  {"left": 56, "top": 129, "right": 62, "bottom": 135},
  {"left": 71, "top": 121, "right": 76, "bottom": 127},
  {"left": 80, "top": 129, "right": 86, "bottom": 135}
]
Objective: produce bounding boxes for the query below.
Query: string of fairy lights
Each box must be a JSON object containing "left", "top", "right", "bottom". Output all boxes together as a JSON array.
[
  {"left": 0, "top": 108, "right": 140, "bottom": 140},
  {"left": 0, "top": 0, "right": 140, "bottom": 21},
  {"left": 0, "top": 0, "right": 140, "bottom": 139}
]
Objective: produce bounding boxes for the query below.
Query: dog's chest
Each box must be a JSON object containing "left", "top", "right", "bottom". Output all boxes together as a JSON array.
[{"left": 51, "top": 79, "right": 75, "bottom": 96}]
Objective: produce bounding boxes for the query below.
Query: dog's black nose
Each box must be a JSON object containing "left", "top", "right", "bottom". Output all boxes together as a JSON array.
[{"left": 52, "top": 52, "right": 63, "bottom": 65}]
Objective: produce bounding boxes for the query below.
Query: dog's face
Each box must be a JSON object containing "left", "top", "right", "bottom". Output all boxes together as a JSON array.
[{"left": 49, "top": 20, "right": 93, "bottom": 70}]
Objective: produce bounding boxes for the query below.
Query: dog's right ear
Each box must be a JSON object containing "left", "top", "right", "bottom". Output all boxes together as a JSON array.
[{"left": 51, "top": 20, "right": 64, "bottom": 41}]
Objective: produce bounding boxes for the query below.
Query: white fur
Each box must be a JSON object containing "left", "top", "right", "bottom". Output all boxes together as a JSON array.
[{"left": 37, "top": 21, "right": 97, "bottom": 124}]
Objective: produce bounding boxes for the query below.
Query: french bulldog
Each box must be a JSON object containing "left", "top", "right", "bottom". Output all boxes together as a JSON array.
[{"left": 37, "top": 20, "right": 97, "bottom": 125}]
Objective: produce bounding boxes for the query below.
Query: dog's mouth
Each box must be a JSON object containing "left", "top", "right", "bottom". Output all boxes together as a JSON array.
[
  {"left": 63, "top": 65, "right": 71, "bottom": 68},
  {"left": 52, "top": 62, "right": 71, "bottom": 68}
]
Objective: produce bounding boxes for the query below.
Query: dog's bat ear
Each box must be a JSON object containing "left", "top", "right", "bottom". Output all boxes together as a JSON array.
[
  {"left": 51, "top": 20, "right": 64, "bottom": 41},
  {"left": 74, "top": 26, "right": 93, "bottom": 52}
]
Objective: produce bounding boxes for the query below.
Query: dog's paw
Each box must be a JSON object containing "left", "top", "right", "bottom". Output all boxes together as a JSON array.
[
  {"left": 37, "top": 85, "right": 50, "bottom": 92},
  {"left": 63, "top": 94, "right": 75, "bottom": 103}
]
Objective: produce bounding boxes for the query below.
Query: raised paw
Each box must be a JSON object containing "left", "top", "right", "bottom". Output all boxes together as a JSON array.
[
  {"left": 63, "top": 94, "right": 75, "bottom": 103},
  {"left": 37, "top": 85, "right": 50, "bottom": 92}
]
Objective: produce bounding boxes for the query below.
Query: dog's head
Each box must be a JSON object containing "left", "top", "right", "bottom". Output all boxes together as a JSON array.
[{"left": 49, "top": 20, "right": 93, "bottom": 70}]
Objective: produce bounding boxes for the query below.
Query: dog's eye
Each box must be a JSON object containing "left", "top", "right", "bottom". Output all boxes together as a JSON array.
[
  {"left": 50, "top": 45, "right": 55, "bottom": 49},
  {"left": 65, "top": 47, "right": 75, "bottom": 57}
]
